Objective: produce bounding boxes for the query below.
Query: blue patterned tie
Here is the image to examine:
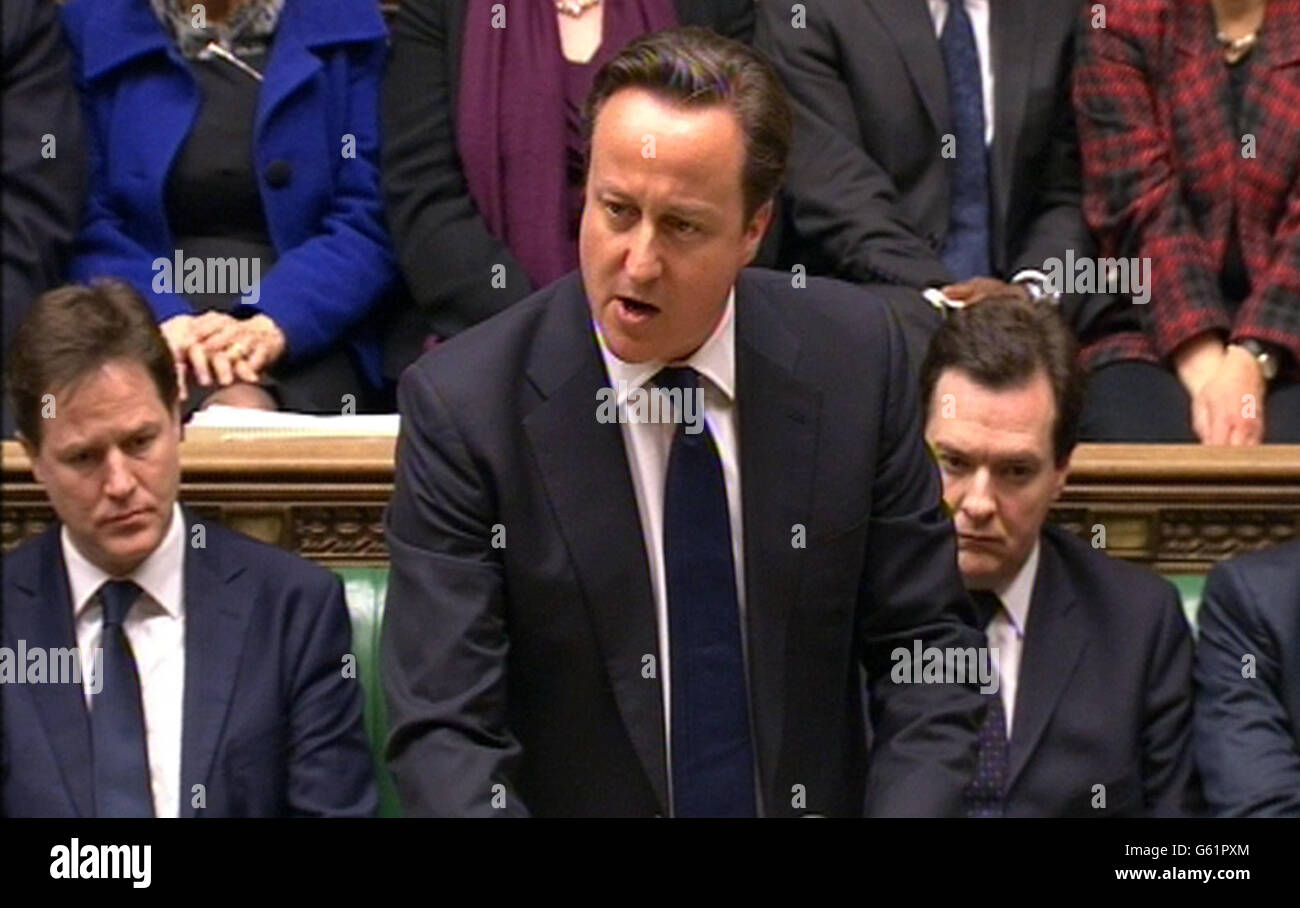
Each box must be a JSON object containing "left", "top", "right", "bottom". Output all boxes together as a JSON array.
[
  {"left": 965, "top": 589, "right": 1008, "bottom": 817},
  {"left": 938, "top": 0, "right": 993, "bottom": 280},
  {"left": 92, "top": 580, "right": 155, "bottom": 817},
  {"left": 658, "top": 367, "right": 756, "bottom": 817}
]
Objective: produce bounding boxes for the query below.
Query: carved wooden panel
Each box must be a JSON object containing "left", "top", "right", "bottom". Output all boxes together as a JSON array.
[{"left": 5, "top": 439, "right": 1299, "bottom": 571}]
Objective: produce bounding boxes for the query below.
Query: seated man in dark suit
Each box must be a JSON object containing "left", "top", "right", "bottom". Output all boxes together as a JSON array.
[
  {"left": 382, "top": 26, "right": 986, "bottom": 817},
  {"left": 921, "top": 298, "right": 1199, "bottom": 816},
  {"left": 1, "top": 281, "right": 377, "bottom": 817},
  {"left": 756, "top": 0, "right": 1100, "bottom": 373},
  {"left": 1195, "top": 540, "right": 1300, "bottom": 817}
]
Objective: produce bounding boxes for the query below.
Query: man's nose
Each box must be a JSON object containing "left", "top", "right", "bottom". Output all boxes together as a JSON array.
[
  {"left": 102, "top": 447, "right": 137, "bottom": 498},
  {"left": 623, "top": 222, "right": 663, "bottom": 284},
  {"left": 959, "top": 468, "right": 997, "bottom": 522}
]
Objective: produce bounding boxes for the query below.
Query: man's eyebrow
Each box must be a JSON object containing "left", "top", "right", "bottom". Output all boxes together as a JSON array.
[
  {"left": 932, "top": 442, "right": 972, "bottom": 458},
  {"left": 994, "top": 453, "right": 1043, "bottom": 468},
  {"left": 660, "top": 203, "right": 719, "bottom": 221}
]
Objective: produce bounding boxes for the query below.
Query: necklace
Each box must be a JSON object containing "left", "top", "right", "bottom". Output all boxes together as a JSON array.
[
  {"left": 1217, "top": 29, "right": 1259, "bottom": 64},
  {"left": 556, "top": 0, "right": 601, "bottom": 17}
]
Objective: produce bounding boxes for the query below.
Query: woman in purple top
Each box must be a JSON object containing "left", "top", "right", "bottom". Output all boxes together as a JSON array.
[{"left": 380, "top": 0, "right": 754, "bottom": 373}]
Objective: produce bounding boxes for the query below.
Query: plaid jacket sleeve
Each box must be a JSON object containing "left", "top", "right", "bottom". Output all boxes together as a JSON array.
[
  {"left": 1233, "top": 155, "right": 1300, "bottom": 369},
  {"left": 1072, "top": 0, "right": 1231, "bottom": 360}
]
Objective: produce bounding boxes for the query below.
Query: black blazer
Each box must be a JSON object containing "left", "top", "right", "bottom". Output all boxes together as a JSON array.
[
  {"left": 755, "top": 0, "right": 1105, "bottom": 332},
  {"left": 381, "top": 267, "right": 986, "bottom": 817},
  {"left": 1001, "top": 524, "right": 1198, "bottom": 817},
  {"left": 1, "top": 508, "right": 377, "bottom": 817},
  {"left": 380, "top": 0, "right": 756, "bottom": 373},
  {"left": 1194, "top": 541, "right": 1300, "bottom": 817},
  {"left": 2, "top": 0, "right": 87, "bottom": 437}
]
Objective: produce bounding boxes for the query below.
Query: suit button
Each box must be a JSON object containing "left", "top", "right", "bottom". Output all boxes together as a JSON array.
[{"left": 265, "top": 160, "right": 292, "bottom": 188}]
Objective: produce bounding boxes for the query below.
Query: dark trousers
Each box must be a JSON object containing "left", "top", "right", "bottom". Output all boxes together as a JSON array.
[{"left": 1079, "top": 361, "right": 1300, "bottom": 443}]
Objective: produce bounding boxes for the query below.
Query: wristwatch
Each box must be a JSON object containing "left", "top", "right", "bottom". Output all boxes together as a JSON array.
[{"left": 1234, "top": 339, "right": 1280, "bottom": 382}]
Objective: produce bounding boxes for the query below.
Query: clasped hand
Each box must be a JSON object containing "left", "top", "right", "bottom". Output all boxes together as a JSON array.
[{"left": 159, "top": 311, "right": 286, "bottom": 401}]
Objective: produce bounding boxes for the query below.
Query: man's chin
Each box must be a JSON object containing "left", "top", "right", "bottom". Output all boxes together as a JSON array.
[{"left": 957, "top": 552, "right": 1009, "bottom": 591}]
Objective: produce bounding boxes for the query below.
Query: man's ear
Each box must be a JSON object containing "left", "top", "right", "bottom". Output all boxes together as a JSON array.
[
  {"left": 1051, "top": 451, "right": 1072, "bottom": 500},
  {"left": 741, "top": 199, "right": 775, "bottom": 265}
]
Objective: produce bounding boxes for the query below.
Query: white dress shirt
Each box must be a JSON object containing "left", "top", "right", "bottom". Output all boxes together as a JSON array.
[
  {"left": 67, "top": 501, "right": 186, "bottom": 818},
  {"left": 595, "top": 288, "right": 753, "bottom": 815},
  {"left": 986, "top": 539, "right": 1040, "bottom": 734},
  {"left": 927, "top": 0, "right": 996, "bottom": 146}
]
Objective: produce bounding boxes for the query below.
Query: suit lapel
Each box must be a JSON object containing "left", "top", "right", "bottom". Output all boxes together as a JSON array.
[
  {"left": 1006, "top": 535, "right": 1087, "bottom": 789},
  {"left": 734, "top": 273, "right": 819, "bottom": 805},
  {"left": 989, "top": 0, "right": 1036, "bottom": 247},
  {"left": 179, "top": 509, "right": 254, "bottom": 818},
  {"left": 523, "top": 278, "right": 668, "bottom": 812},
  {"left": 10, "top": 528, "right": 95, "bottom": 817},
  {"left": 864, "top": 0, "right": 950, "bottom": 134}
]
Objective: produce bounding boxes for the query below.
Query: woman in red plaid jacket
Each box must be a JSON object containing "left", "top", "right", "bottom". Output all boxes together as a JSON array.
[{"left": 1073, "top": 0, "right": 1300, "bottom": 443}]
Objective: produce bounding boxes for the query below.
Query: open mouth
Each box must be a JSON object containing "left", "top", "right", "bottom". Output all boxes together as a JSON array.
[{"left": 616, "top": 296, "right": 660, "bottom": 321}]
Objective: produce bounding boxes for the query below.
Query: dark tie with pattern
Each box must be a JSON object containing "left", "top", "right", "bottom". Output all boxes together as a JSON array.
[
  {"left": 965, "top": 589, "right": 1008, "bottom": 818},
  {"left": 91, "top": 579, "right": 155, "bottom": 817},
  {"left": 938, "top": 0, "right": 993, "bottom": 280},
  {"left": 657, "top": 367, "right": 756, "bottom": 817}
]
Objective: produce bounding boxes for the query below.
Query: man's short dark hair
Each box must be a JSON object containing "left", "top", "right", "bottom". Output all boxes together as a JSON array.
[
  {"left": 583, "top": 25, "right": 793, "bottom": 222},
  {"left": 5, "top": 280, "right": 178, "bottom": 450},
  {"left": 920, "top": 297, "right": 1085, "bottom": 466}
]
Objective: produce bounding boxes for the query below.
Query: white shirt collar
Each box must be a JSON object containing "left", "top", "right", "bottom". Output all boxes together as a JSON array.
[
  {"left": 993, "top": 538, "right": 1039, "bottom": 637},
  {"left": 594, "top": 287, "right": 736, "bottom": 404},
  {"left": 63, "top": 501, "right": 186, "bottom": 620}
]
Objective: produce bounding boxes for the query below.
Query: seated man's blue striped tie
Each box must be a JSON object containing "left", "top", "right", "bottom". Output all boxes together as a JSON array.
[
  {"left": 92, "top": 579, "right": 155, "bottom": 817},
  {"left": 939, "top": 0, "right": 993, "bottom": 280},
  {"left": 657, "top": 366, "right": 756, "bottom": 817}
]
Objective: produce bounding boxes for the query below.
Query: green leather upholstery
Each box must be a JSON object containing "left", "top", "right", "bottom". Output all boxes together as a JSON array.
[
  {"left": 333, "top": 565, "right": 1210, "bottom": 818},
  {"left": 335, "top": 567, "right": 402, "bottom": 817},
  {"left": 1167, "top": 574, "right": 1205, "bottom": 632}
]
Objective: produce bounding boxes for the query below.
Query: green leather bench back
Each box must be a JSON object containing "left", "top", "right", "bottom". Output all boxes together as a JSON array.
[
  {"left": 334, "top": 566, "right": 1210, "bottom": 818},
  {"left": 336, "top": 568, "right": 401, "bottom": 817}
]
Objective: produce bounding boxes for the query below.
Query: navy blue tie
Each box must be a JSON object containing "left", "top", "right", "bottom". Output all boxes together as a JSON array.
[
  {"left": 938, "top": 0, "right": 993, "bottom": 280},
  {"left": 964, "top": 589, "right": 1008, "bottom": 818},
  {"left": 658, "top": 367, "right": 756, "bottom": 817},
  {"left": 91, "top": 580, "right": 155, "bottom": 817}
]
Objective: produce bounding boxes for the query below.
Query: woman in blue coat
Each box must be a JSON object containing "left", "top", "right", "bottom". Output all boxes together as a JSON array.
[{"left": 61, "top": 0, "right": 397, "bottom": 412}]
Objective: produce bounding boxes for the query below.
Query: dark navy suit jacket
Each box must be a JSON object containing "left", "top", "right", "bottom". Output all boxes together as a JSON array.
[
  {"left": 1000, "top": 524, "right": 1199, "bottom": 817},
  {"left": 382, "top": 268, "right": 985, "bottom": 817},
  {"left": 59, "top": 0, "right": 397, "bottom": 388},
  {"left": 1, "top": 507, "right": 377, "bottom": 817},
  {"left": 1195, "top": 540, "right": 1300, "bottom": 817}
]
